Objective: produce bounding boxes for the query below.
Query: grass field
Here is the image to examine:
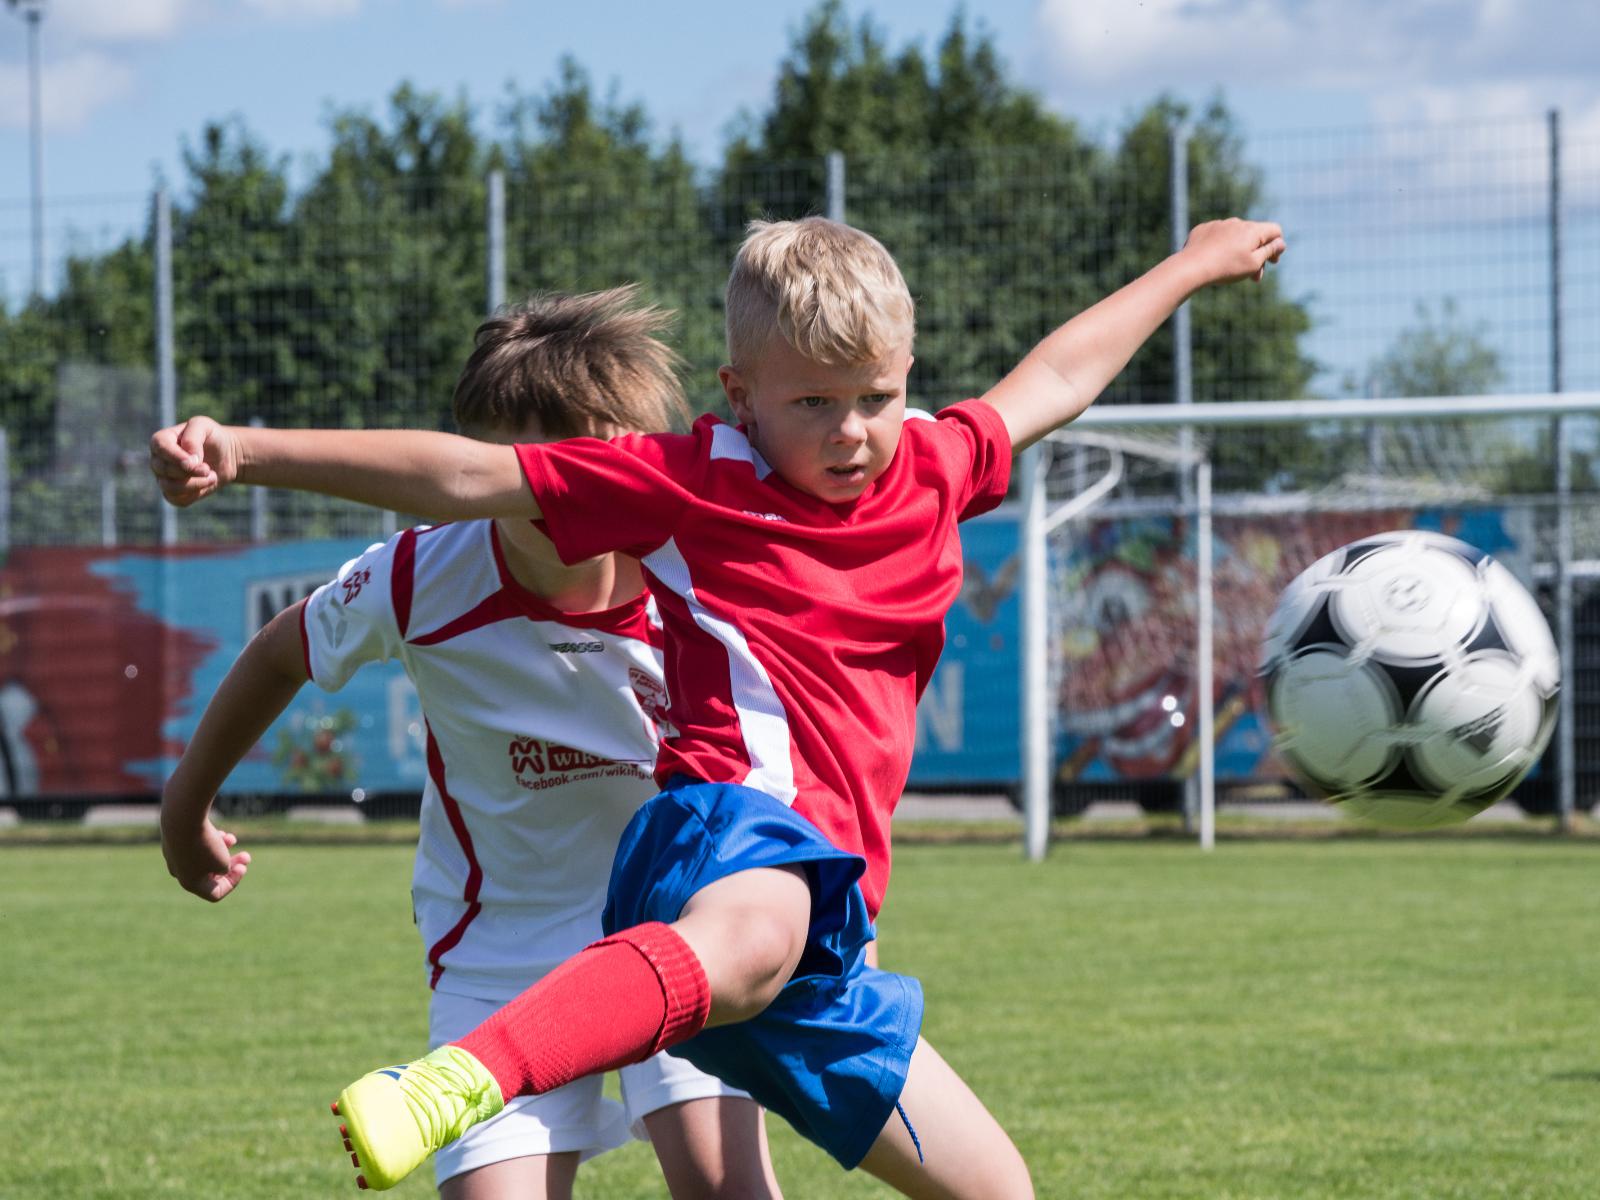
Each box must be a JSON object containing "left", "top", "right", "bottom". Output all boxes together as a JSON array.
[{"left": 4, "top": 828, "right": 1598, "bottom": 1198}]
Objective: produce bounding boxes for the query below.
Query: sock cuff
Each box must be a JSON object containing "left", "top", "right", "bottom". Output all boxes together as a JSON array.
[{"left": 594, "top": 922, "right": 711, "bottom": 1054}]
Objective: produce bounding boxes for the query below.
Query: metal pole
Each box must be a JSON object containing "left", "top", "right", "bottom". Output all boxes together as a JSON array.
[
  {"left": 1171, "top": 123, "right": 1193, "bottom": 467},
  {"left": 486, "top": 168, "right": 506, "bottom": 315},
  {"left": 154, "top": 183, "right": 180, "bottom": 784},
  {"left": 825, "top": 151, "right": 845, "bottom": 224},
  {"left": 1549, "top": 108, "right": 1575, "bottom": 831},
  {"left": 100, "top": 474, "right": 116, "bottom": 547},
  {"left": 154, "top": 187, "right": 177, "bottom": 548},
  {"left": 1197, "top": 458, "right": 1215, "bottom": 850},
  {"left": 0, "top": 428, "right": 10, "bottom": 560},
  {"left": 1170, "top": 121, "right": 1198, "bottom": 827},
  {"left": 249, "top": 417, "right": 268, "bottom": 542},
  {"left": 1019, "top": 443, "right": 1051, "bottom": 861},
  {"left": 1072, "top": 391, "right": 1600, "bottom": 429},
  {"left": 20, "top": 2, "right": 44, "bottom": 298}
]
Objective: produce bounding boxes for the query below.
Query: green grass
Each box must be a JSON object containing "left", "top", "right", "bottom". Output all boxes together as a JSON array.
[{"left": 4, "top": 835, "right": 1598, "bottom": 1197}]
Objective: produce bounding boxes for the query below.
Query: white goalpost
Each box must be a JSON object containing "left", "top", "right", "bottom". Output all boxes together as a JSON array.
[{"left": 1019, "top": 391, "right": 1600, "bottom": 860}]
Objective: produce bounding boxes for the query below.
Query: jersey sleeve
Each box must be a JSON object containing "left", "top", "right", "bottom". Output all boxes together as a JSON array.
[
  {"left": 514, "top": 429, "right": 699, "bottom": 564},
  {"left": 300, "top": 535, "right": 406, "bottom": 692},
  {"left": 932, "top": 398, "right": 1014, "bottom": 520}
]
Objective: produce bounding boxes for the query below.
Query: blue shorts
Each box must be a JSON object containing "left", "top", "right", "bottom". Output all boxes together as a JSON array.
[{"left": 602, "top": 777, "right": 925, "bottom": 1169}]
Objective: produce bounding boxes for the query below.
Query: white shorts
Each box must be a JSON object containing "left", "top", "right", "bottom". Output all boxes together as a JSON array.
[{"left": 428, "top": 989, "right": 748, "bottom": 1187}]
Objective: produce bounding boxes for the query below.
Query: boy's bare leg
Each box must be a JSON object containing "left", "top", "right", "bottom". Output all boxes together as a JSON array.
[
  {"left": 644, "top": 1097, "right": 783, "bottom": 1200},
  {"left": 334, "top": 864, "right": 814, "bottom": 1190},
  {"left": 858, "top": 1038, "right": 1034, "bottom": 1200},
  {"left": 438, "top": 1151, "right": 579, "bottom": 1200},
  {"left": 672, "top": 865, "right": 813, "bottom": 1025}
]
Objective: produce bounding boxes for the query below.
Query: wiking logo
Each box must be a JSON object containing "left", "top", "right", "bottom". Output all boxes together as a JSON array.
[{"left": 508, "top": 736, "right": 648, "bottom": 792}]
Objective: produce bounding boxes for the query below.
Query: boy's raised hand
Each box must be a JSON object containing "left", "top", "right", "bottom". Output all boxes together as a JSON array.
[
  {"left": 149, "top": 416, "right": 241, "bottom": 507},
  {"left": 1180, "top": 218, "right": 1286, "bottom": 286}
]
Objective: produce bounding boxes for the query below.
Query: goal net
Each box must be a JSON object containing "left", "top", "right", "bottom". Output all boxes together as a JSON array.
[{"left": 1013, "top": 393, "right": 1600, "bottom": 854}]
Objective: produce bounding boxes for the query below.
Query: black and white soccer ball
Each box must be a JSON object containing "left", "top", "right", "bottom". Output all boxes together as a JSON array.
[{"left": 1260, "top": 530, "right": 1559, "bottom": 828}]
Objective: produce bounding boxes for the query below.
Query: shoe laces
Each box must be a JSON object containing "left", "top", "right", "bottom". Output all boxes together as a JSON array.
[{"left": 393, "top": 1048, "right": 495, "bottom": 1148}]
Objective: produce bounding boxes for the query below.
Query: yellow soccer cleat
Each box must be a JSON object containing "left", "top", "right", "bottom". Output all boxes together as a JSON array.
[{"left": 331, "top": 1044, "right": 504, "bottom": 1190}]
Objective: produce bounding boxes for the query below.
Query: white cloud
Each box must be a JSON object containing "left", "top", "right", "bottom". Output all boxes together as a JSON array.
[
  {"left": 49, "top": 0, "right": 202, "bottom": 43},
  {"left": 1035, "top": 0, "right": 1599, "bottom": 98},
  {"left": 0, "top": 51, "right": 135, "bottom": 133},
  {"left": 0, "top": 0, "right": 374, "bottom": 137},
  {"left": 238, "top": 0, "right": 364, "bottom": 17}
]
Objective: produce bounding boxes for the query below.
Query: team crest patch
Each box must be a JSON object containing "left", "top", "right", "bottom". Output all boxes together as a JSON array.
[{"left": 629, "top": 667, "right": 676, "bottom": 740}]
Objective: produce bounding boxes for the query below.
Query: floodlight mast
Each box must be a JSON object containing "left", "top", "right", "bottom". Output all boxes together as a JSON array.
[{"left": 7, "top": 0, "right": 45, "bottom": 299}]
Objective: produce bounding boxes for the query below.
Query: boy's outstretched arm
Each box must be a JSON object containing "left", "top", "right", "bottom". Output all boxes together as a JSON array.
[
  {"left": 981, "top": 218, "right": 1286, "bottom": 451},
  {"left": 149, "top": 416, "right": 537, "bottom": 521},
  {"left": 160, "top": 603, "right": 308, "bottom": 901}
]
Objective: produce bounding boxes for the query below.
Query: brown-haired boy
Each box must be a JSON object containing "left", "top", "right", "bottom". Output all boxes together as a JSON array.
[
  {"left": 157, "top": 287, "right": 782, "bottom": 1200},
  {"left": 153, "top": 216, "right": 1285, "bottom": 1197}
]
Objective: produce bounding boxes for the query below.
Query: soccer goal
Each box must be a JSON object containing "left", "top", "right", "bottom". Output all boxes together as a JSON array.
[{"left": 1016, "top": 391, "right": 1600, "bottom": 858}]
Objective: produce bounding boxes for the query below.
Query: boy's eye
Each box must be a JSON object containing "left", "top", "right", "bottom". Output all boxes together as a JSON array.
[
  {"left": 799, "top": 396, "right": 827, "bottom": 409},
  {"left": 862, "top": 394, "right": 892, "bottom": 406}
]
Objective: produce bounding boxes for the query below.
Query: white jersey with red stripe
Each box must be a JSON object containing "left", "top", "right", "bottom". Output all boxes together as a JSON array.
[
  {"left": 300, "top": 519, "right": 667, "bottom": 1002},
  {"left": 515, "top": 398, "right": 1012, "bottom": 917}
]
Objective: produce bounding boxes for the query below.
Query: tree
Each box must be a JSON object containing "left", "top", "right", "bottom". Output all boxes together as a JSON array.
[
  {"left": 496, "top": 59, "right": 724, "bottom": 412},
  {"left": 0, "top": 3, "right": 1324, "bottom": 538},
  {"left": 1359, "top": 300, "right": 1582, "bottom": 495},
  {"left": 288, "top": 86, "right": 490, "bottom": 431},
  {"left": 1368, "top": 299, "right": 1502, "bottom": 398},
  {"left": 723, "top": 3, "right": 1104, "bottom": 406},
  {"left": 719, "top": 1, "right": 1314, "bottom": 488}
]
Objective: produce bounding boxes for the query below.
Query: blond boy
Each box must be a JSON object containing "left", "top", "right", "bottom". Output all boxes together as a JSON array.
[
  {"left": 158, "top": 288, "right": 781, "bottom": 1200},
  {"left": 152, "top": 216, "right": 1285, "bottom": 1197}
]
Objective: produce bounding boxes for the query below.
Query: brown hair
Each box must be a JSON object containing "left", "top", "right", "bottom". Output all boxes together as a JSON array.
[
  {"left": 725, "top": 217, "right": 915, "bottom": 375},
  {"left": 452, "top": 285, "right": 688, "bottom": 440}
]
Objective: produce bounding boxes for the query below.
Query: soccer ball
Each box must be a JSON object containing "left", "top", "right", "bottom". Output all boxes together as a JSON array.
[{"left": 1259, "top": 530, "right": 1559, "bottom": 828}]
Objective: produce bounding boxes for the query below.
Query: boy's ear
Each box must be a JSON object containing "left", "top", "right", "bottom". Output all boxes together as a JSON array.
[{"left": 719, "top": 365, "right": 754, "bottom": 424}]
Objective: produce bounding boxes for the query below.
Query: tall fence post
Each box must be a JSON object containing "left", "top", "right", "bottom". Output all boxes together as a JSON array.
[
  {"left": 1197, "top": 458, "right": 1215, "bottom": 850},
  {"left": 155, "top": 187, "right": 177, "bottom": 548},
  {"left": 1170, "top": 121, "right": 1199, "bottom": 828},
  {"left": 1549, "top": 107, "right": 1575, "bottom": 831},
  {"left": 1019, "top": 443, "right": 1051, "bottom": 861},
  {"left": 487, "top": 168, "right": 506, "bottom": 316},
  {"left": 101, "top": 476, "right": 116, "bottom": 547},
  {"left": 249, "top": 417, "right": 268, "bottom": 542},
  {"left": 826, "top": 151, "right": 845, "bottom": 224},
  {"left": 0, "top": 428, "right": 11, "bottom": 561},
  {"left": 154, "top": 185, "right": 180, "bottom": 786}
]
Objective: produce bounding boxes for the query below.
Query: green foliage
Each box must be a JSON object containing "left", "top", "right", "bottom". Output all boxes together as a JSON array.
[
  {"left": 273, "top": 707, "right": 360, "bottom": 791},
  {"left": 1358, "top": 301, "right": 1591, "bottom": 495},
  {"left": 1369, "top": 299, "right": 1503, "bottom": 399},
  {"left": 0, "top": 0, "right": 1317, "bottom": 519},
  {"left": 497, "top": 58, "right": 726, "bottom": 413}
]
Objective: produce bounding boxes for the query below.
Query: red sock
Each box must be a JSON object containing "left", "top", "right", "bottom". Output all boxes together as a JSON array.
[{"left": 454, "top": 922, "right": 711, "bottom": 1102}]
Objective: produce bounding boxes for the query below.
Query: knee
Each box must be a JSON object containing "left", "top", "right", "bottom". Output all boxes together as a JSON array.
[
  {"left": 674, "top": 864, "right": 813, "bottom": 1025},
  {"left": 711, "top": 904, "right": 806, "bottom": 1022}
]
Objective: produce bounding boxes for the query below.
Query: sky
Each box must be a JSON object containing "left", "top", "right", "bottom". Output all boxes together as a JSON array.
[{"left": 1, "top": 0, "right": 1596, "bottom": 207}]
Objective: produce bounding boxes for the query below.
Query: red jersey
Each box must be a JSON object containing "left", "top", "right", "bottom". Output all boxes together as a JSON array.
[{"left": 515, "top": 399, "right": 1011, "bottom": 915}]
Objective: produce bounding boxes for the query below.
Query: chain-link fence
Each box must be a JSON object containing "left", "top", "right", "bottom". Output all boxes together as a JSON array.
[
  {"left": 1009, "top": 400, "right": 1600, "bottom": 852},
  {"left": 2, "top": 110, "right": 1595, "bottom": 548},
  {"left": 0, "top": 112, "right": 1596, "bottom": 810}
]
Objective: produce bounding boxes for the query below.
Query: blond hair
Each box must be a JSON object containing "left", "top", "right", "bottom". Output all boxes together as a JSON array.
[
  {"left": 452, "top": 285, "right": 688, "bottom": 440},
  {"left": 725, "top": 217, "right": 914, "bottom": 374}
]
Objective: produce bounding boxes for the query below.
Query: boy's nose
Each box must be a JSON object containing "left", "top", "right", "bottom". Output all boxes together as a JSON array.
[{"left": 834, "top": 409, "right": 868, "bottom": 443}]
